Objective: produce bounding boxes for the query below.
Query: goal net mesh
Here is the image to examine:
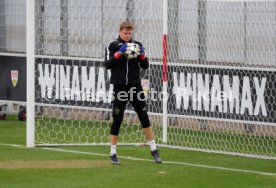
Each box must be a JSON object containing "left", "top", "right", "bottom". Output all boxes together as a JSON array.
[{"left": 31, "top": 0, "right": 276, "bottom": 159}]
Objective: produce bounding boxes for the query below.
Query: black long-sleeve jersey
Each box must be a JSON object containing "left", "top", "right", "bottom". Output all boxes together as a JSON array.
[{"left": 105, "top": 36, "right": 149, "bottom": 85}]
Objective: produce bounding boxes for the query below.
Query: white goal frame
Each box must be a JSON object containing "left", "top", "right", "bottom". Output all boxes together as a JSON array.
[{"left": 24, "top": 0, "right": 276, "bottom": 160}]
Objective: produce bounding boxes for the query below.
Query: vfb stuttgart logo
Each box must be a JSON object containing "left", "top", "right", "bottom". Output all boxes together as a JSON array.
[{"left": 11, "top": 70, "right": 19, "bottom": 87}]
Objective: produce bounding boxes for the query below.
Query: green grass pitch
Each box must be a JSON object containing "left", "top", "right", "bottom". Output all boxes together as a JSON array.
[{"left": 0, "top": 115, "right": 276, "bottom": 188}]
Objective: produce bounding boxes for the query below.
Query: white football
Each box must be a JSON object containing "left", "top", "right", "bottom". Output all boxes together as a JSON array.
[{"left": 125, "top": 43, "right": 140, "bottom": 59}]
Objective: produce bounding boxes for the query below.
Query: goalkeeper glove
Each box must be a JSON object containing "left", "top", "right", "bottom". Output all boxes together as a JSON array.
[
  {"left": 114, "top": 43, "right": 128, "bottom": 59},
  {"left": 139, "top": 44, "right": 146, "bottom": 60}
]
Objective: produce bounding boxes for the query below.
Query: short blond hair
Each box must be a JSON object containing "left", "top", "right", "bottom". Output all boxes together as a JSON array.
[{"left": 119, "top": 20, "right": 134, "bottom": 31}]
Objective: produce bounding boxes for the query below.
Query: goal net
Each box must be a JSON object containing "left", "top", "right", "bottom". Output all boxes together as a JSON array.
[{"left": 27, "top": 0, "right": 276, "bottom": 159}]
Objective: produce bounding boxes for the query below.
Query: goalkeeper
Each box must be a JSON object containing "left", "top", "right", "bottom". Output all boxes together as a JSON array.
[{"left": 104, "top": 20, "right": 162, "bottom": 165}]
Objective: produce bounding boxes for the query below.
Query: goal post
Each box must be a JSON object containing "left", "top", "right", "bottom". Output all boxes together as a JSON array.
[
  {"left": 26, "top": 0, "right": 35, "bottom": 147},
  {"left": 23, "top": 0, "right": 276, "bottom": 159},
  {"left": 162, "top": 0, "right": 168, "bottom": 144}
]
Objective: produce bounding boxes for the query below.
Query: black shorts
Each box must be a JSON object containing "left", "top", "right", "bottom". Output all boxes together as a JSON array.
[{"left": 110, "top": 84, "right": 150, "bottom": 135}]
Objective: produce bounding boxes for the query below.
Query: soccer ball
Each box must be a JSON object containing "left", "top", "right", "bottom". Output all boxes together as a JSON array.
[{"left": 125, "top": 43, "right": 140, "bottom": 59}]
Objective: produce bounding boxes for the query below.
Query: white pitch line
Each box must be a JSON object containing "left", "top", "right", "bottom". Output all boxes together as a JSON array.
[
  {"left": 43, "top": 147, "right": 276, "bottom": 176},
  {"left": 0, "top": 143, "right": 23, "bottom": 147},
  {"left": 1, "top": 143, "right": 276, "bottom": 176}
]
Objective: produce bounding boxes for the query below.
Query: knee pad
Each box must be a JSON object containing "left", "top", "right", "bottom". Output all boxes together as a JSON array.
[
  {"left": 141, "top": 119, "right": 150, "bottom": 128},
  {"left": 110, "top": 117, "right": 123, "bottom": 135},
  {"left": 110, "top": 108, "right": 124, "bottom": 135},
  {"left": 138, "top": 110, "right": 150, "bottom": 128},
  {"left": 110, "top": 122, "right": 121, "bottom": 135}
]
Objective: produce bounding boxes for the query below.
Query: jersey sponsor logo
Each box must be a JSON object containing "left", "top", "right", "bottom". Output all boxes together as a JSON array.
[
  {"left": 141, "top": 79, "right": 150, "bottom": 97},
  {"left": 11, "top": 70, "right": 19, "bottom": 87}
]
